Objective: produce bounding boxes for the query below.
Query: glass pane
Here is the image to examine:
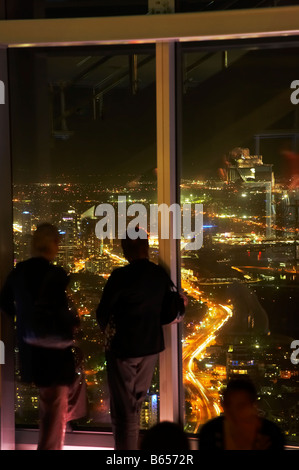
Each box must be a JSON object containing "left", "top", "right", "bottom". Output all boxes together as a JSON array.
[
  {"left": 10, "top": 45, "right": 158, "bottom": 430},
  {"left": 180, "top": 42, "right": 299, "bottom": 446}
]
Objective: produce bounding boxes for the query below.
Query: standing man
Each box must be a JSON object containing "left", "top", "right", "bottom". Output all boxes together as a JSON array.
[
  {"left": 96, "top": 229, "right": 185, "bottom": 450},
  {"left": 0, "top": 223, "right": 86, "bottom": 450}
]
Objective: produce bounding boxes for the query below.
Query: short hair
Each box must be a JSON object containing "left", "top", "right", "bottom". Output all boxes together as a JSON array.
[
  {"left": 222, "top": 377, "right": 258, "bottom": 406},
  {"left": 31, "top": 223, "right": 60, "bottom": 256},
  {"left": 121, "top": 227, "right": 149, "bottom": 260}
]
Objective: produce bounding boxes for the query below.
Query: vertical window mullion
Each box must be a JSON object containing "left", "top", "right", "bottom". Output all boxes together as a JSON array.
[
  {"left": 0, "top": 46, "right": 15, "bottom": 450},
  {"left": 156, "top": 41, "right": 181, "bottom": 424}
]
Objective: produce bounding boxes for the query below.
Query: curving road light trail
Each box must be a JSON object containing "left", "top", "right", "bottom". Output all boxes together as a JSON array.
[{"left": 182, "top": 279, "right": 233, "bottom": 433}]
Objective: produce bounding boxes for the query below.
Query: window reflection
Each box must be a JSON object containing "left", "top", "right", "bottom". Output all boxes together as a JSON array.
[{"left": 180, "top": 44, "right": 299, "bottom": 445}]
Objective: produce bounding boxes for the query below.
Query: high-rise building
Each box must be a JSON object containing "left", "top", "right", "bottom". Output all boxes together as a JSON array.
[
  {"left": 226, "top": 147, "right": 274, "bottom": 184},
  {"left": 140, "top": 394, "right": 159, "bottom": 429},
  {"left": 59, "top": 209, "right": 79, "bottom": 269},
  {"left": 19, "top": 211, "right": 32, "bottom": 260},
  {"left": 226, "top": 343, "right": 261, "bottom": 382},
  {"left": 21, "top": 211, "right": 32, "bottom": 235},
  {"left": 226, "top": 148, "right": 275, "bottom": 237}
]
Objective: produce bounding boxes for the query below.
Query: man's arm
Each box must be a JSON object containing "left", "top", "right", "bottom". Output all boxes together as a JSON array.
[
  {"left": 159, "top": 266, "right": 186, "bottom": 325},
  {"left": 96, "top": 271, "right": 119, "bottom": 332}
]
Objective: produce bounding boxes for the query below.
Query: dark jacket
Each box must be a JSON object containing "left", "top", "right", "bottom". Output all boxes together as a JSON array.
[
  {"left": 198, "top": 415, "right": 285, "bottom": 451},
  {"left": 96, "top": 258, "right": 173, "bottom": 358},
  {"left": 0, "top": 257, "right": 79, "bottom": 387}
]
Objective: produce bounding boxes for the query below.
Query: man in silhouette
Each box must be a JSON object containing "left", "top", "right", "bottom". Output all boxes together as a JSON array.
[
  {"left": 0, "top": 223, "right": 85, "bottom": 450},
  {"left": 96, "top": 228, "right": 184, "bottom": 450}
]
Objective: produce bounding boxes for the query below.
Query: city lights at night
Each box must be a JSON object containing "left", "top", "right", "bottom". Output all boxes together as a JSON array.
[{"left": 6, "top": 35, "right": 299, "bottom": 449}]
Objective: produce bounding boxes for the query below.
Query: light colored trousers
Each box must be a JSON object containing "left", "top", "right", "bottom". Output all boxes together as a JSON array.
[
  {"left": 106, "top": 352, "right": 158, "bottom": 451},
  {"left": 37, "top": 374, "right": 86, "bottom": 450},
  {"left": 38, "top": 386, "right": 69, "bottom": 450}
]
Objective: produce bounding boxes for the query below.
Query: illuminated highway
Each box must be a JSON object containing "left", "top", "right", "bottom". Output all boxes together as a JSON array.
[
  {"left": 182, "top": 279, "right": 233, "bottom": 433},
  {"left": 100, "top": 246, "right": 233, "bottom": 433}
]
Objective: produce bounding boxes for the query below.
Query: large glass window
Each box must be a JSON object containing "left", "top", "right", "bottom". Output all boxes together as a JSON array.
[
  {"left": 10, "top": 45, "right": 159, "bottom": 430},
  {"left": 4, "top": 0, "right": 299, "bottom": 20},
  {"left": 179, "top": 40, "right": 299, "bottom": 445}
]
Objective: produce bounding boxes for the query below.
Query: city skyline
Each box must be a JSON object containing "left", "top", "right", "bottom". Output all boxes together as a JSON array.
[{"left": 13, "top": 160, "right": 299, "bottom": 442}]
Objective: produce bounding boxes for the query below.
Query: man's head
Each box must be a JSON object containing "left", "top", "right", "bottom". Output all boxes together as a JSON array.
[
  {"left": 222, "top": 377, "right": 258, "bottom": 423},
  {"left": 121, "top": 227, "right": 149, "bottom": 262},
  {"left": 31, "top": 223, "right": 60, "bottom": 261}
]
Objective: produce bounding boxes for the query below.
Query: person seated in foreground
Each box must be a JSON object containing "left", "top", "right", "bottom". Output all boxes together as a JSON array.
[{"left": 198, "top": 376, "right": 285, "bottom": 451}]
